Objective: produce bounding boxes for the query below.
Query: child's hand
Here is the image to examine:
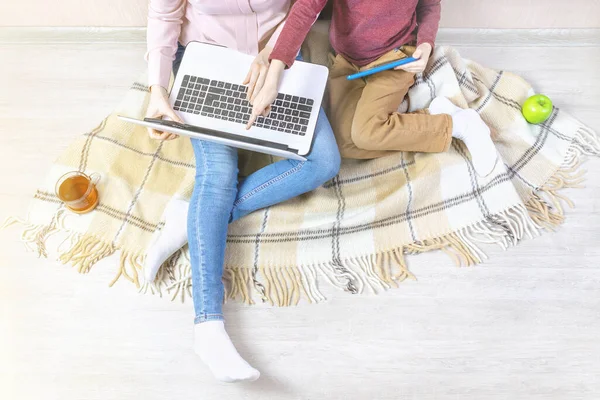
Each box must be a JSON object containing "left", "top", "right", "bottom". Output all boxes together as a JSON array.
[
  {"left": 246, "top": 60, "right": 286, "bottom": 129},
  {"left": 395, "top": 43, "right": 432, "bottom": 74},
  {"left": 244, "top": 46, "right": 273, "bottom": 103}
]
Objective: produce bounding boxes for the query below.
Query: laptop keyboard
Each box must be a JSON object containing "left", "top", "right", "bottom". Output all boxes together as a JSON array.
[{"left": 173, "top": 75, "right": 314, "bottom": 136}]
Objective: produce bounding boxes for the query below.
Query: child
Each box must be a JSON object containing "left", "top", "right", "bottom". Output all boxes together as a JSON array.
[{"left": 249, "top": 0, "right": 498, "bottom": 175}]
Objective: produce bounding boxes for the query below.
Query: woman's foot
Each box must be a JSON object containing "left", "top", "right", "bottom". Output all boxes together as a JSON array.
[
  {"left": 143, "top": 198, "right": 189, "bottom": 283},
  {"left": 429, "top": 96, "right": 498, "bottom": 177},
  {"left": 194, "top": 321, "right": 260, "bottom": 383}
]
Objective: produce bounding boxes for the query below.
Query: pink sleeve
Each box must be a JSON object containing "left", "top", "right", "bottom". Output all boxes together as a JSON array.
[
  {"left": 146, "top": 0, "right": 187, "bottom": 89},
  {"left": 416, "top": 0, "right": 442, "bottom": 48},
  {"left": 269, "top": 0, "right": 329, "bottom": 68}
]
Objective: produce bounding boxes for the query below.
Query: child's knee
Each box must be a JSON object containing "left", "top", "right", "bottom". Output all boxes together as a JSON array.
[{"left": 351, "top": 115, "right": 385, "bottom": 151}]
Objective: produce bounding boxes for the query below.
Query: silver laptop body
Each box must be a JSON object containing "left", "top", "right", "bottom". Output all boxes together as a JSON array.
[{"left": 120, "top": 41, "right": 329, "bottom": 161}]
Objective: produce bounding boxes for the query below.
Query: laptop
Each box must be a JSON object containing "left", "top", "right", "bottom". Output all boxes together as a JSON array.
[{"left": 119, "top": 41, "right": 329, "bottom": 161}]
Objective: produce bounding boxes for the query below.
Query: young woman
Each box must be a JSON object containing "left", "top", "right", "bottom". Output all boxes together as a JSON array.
[{"left": 145, "top": 0, "right": 341, "bottom": 383}]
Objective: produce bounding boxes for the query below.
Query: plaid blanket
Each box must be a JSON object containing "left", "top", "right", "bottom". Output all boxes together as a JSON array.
[{"left": 4, "top": 29, "right": 599, "bottom": 305}]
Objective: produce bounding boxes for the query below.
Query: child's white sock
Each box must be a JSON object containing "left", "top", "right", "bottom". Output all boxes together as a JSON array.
[
  {"left": 143, "top": 198, "right": 189, "bottom": 283},
  {"left": 429, "top": 96, "right": 498, "bottom": 176},
  {"left": 194, "top": 321, "right": 260, "bottom": 383}
]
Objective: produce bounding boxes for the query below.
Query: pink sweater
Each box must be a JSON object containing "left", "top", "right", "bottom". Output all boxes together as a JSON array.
[
  {"left": 147, "top": 0, "right": 292, "bottom": 89},
  {"left": 270, "top": 0, "right": 443, "bottom": 67}
]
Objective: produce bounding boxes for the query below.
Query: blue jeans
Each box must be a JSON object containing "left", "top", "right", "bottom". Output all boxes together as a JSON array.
[{"left": 173, "top": 45, "right": 341, "bottom": 323}]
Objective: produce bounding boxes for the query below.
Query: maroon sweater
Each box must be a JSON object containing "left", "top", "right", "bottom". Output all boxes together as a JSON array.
[{"left": 270, "top": 0, "right": 442, "bottom": 67}]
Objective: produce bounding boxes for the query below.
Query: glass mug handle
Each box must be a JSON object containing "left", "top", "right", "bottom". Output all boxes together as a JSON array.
[{"left": 89, "top": 172, "right": 101, "bottom": 186}]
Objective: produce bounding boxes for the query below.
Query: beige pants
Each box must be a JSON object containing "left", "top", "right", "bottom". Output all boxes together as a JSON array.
[{"left": 327, "top": 47, "right": 453, "bottom": 159}]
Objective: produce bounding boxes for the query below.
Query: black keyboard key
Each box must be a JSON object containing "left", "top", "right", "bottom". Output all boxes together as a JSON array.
[
  {"left": 214, "top": 109, "right": 222, "bottom": 115},
  {"left": 177, "top": 90, "right": 185, "bottom": 100},
  {"left": 193, "top": 90, "right": 200, "bottom": 96},
  {"left": 226, "top": 90, "right": 233, "bottom": 97},
  {"left": 184, "top": 95, "right": 191, "bottom": 102},
  {"left": 186, "top": 89, "right": 193, "bottom": 95},
  {"left": 191, "top": 97, "right": 198, "bottom": 103},
  {"left": 190, "top": 76, "right": 197, "bottom": 82},
  {"left": 291, "top": 103, "right": 298, "bottom": 109},
  {"left": 182, "top": 75, "right": 190, "bottom": 85},
  {"left": 271, "top": 106, "right": 279, "bottom": 113},
  {"left": 299, "top": 97, "right": 307, "bottom": 104},
  {"left": 232, "top": 84, "right": 239, "bottom": 91},
  {"left": 277, "top": 93, "right": 285, "bottom": 100},
  {"left": 217, "top": 81, "right": 225, "bottom": 88},
  {"left": 285, "top": 116, "right": 292, "bottom": 122},
  {"left": 234, "top": 105, "right": 241, "bottom": 112},
  {"left": 292, "top": 110, "right": 299, "bottom": 117},
  {"left": 294, "top": 124, "right": 301, "bottom": 131},
  {"left": 307, "top": 99, "right": 314, "bottom": 105},
  {"left": 301, "top": 126, "right": 307, "bottom": 132},
  {"left": 292, "top": 117, "right": 299, "bottom": 123},
  {"left": 257, "top": 116, "right": 265, "bottom": 123},
  {"left": 283, "top": 101, "right": 290, "bottom": 108},
  {"left": 277, "top": 126, "right": 286, "bottom": 132},
  {"left": 213, "top": 101, "right": 220, "bottom": 108},
  {"left": 300, "top": 111, "right": 311, "bottom": 119},
  {"left": 195, "top": 104, "right": 203, "bottom": 111},
  {"left": 209, "top": 87, "right": 225, "bottom": 95},
  {"left": 227, "top": 104, "right": 235, "bottom": 111},
  {"left": 202, "top": 106, "right": 214, "bottom": 114},
  {"left": 173, "top": 106, "right": 180, "bottom": 111},
  {"left": 205, "top": 93, "right": 220, "bottom": 104},
  {"left": 297, "top": 104, "right": 312, "bottom": 112},
  {"left": 182, "top": 102, "right": 189, "bottom": 108},
  {"left": 286, "top": 123, "right": 295, "bottom": 129},
  {"left": 220, "top": 95, "right": 227, "bottom": 102},
  {"left": 194, "top": 110, "right": 201, "bottom": 114},
  {"left": 224, "top": 83, "right": 232, "bottom": 89},
  {"left": 277, "top": 114, "right": 285, "bottom": 121},
  {"left": 285, "top": 129, "right": 292, "bottom": 134},
  {"left": 284, "top": 94, "right": 292, "bottom": 101},
  {"left": 233, "top": 92, "right": 240, "bottom": 98},
  {"left": 275, "top": 100, "right": 283, "bottom": 106},
  {"left": 242, "top": 107, "right": 249, "bottom": 114},
  {"left": 285, "top": 109, "right": 292, "bottom": 115},
  {"left": 234, "top": 98, "right": 241, "bottom": 105},
  {"left": 195, "top": 83, "right": 202, "bottom": 91},
  {"left": 265, "top": 119, "right": 273, "bottom": 125},
  {"left": 174, "top": 100, "right": 182, "bottom": 107},
  {"left": 236, "top": 113, "right": 244, "bottom": 120},
  {"left": 272, "top": 121, "right": 280, "bottom": 127},
  {"left": 292, "top": 96, "right": 299, "bottom": 102},
  {"left": 300, "top": 118, "right": 309, "bottom": 125}
]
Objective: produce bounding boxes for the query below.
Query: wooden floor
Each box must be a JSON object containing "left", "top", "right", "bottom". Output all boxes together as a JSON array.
[{"left": 1, "top": 30, "right": 599, "bottom": 400}]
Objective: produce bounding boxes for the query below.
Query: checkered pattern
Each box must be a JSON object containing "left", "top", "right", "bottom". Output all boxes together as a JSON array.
[{"left": 11, "top": 27, "right": 598, "bottom": 305}]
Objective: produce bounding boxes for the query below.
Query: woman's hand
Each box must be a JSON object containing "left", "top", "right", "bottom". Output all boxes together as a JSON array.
[
  {"left": 246, "top": 59, "right": 286, "bottom": 129},
  {"left": 145, "top": 85, "right": 183, "bottom": 140},
  {"left": 243, "top": 46, "right": 274, "bottom": 103},
  {"left": 395, "top": 43, "right": 432, "bottom": 74}
]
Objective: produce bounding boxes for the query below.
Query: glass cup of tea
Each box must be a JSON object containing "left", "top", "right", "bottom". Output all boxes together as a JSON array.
[{"left": 55, "top": 171, "right": 101, "bottom": 214}]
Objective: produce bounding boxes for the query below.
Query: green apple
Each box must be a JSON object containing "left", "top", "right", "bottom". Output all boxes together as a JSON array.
[{"left": 522, "top": 94, "right": 553, "bottom": 124}]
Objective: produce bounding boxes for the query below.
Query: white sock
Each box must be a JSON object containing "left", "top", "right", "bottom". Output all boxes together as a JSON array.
[
  {"left": 429, "top": 96, "right": 498, "bottom": 176},
  {"left": 143, "top": 198, "right": 189, "bottom": 283},
  {"left": 194, "top": 321, "right": 260, "bottom": 383}
]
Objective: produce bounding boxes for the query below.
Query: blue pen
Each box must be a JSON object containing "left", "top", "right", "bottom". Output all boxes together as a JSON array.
[{"left": 347, "top": 57, "right": 418, "bottom": 80}]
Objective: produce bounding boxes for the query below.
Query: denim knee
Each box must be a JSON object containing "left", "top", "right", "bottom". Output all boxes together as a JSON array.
[{"left": 191, "top": 139, "right": 239, "bottom": 192}]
